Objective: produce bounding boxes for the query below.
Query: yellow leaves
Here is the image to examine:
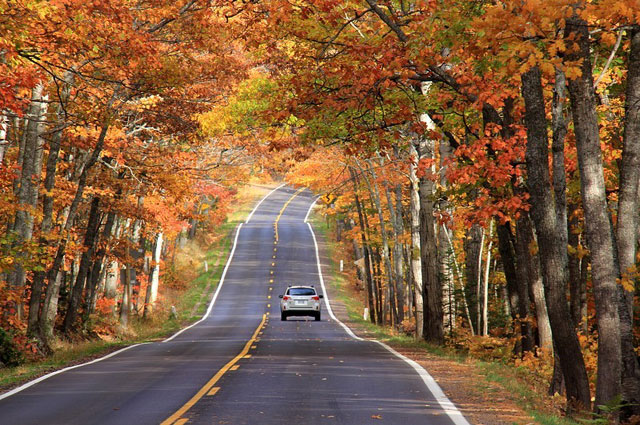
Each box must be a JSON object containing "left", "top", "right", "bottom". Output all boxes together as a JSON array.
[
  {"left": 618, "top": 266, "right": 639, "bottom": 292},
  {"left": 129, "top": 95, "right": 163, "bottom": 112},
  {"left": 563, "top": 62, "right": 583, "bottom": 81},
  {"left": 619, "top": 276, "right": 635, "bottom": 293},
  {"left": 567, "top": 243, "right": 590, "bottom": 259},
  {"left": 539, "top": 61, "right": 555, "bottom": 77}
]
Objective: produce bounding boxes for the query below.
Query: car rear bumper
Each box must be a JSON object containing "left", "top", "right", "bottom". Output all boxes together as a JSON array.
[{"left": 282, "top": 309, "right": 320, "bottom": 317}]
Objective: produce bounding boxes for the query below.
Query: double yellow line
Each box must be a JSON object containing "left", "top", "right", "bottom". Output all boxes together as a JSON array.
[
  {"left": 161, "top": 314, "right": 268, "bottom": 425},
  {"left": 274, "top": 187, "right": 306, "bottom": 242}
]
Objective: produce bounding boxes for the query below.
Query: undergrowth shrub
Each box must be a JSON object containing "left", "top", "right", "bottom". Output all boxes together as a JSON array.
[{"left": 0, "top": 328, "right": 25, "bottom": 367}]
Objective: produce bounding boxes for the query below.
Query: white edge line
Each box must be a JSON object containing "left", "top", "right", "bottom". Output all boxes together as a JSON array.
[
  {"left": 245, "top": 183, "right": 286, "bottom": 223},
  {"left": 303, "top": 197, "right": 319, "bottom": 223},
  {"left": 305, "top": 205, "right": 471, "bottom": 425},
  {"left": 3, "top": 191, "right": 266, "bottom": 400},
  {"left": 0, "top": 343, "right": 148, "bottom": 401},
  {"left": 307, "top": 222, "right": 363, "bottom": 341},
  {"left": 163, "top": 222, "right": 243, "bottom": 343},
  {"left": 1, "top": 223, "right": 247, "bottom": 400}
]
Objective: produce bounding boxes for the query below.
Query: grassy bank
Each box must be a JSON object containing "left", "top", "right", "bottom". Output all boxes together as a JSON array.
[
  {"left": 309, "top": 213, "right": 577, "bottom": 425},
  {"left": 0, "top": 181, "right": 278, "bottom": 392}
]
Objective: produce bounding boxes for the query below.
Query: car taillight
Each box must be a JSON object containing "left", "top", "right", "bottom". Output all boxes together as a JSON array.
[
  {"left": 283, "top": 296, "right": 290, "bottom": 301},
  {"left": 312, "top": 296, "right": 319, "bottom": 301}
]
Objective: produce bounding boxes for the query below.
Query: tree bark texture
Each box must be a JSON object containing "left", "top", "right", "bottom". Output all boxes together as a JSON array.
[
  {"left": 144, "top": 232, "right": 163, "bottom": 317},
  {"left": 616, "top": 25, "right": 640, "bottom": 417},
  {"left": 418, "top": 137, "right": 443, "bottom": 344},
  {"left": 516, "top": 214, "right": 553, "bottom": 351},
  {"left": 38, "top": 121, "right": 110, "bottom": 339},
  {"left": 522, "top": 65, "right": 591, "bottom": 408},
  {"left": 28, "top": 73, "right": 74, "bottom": 337},
  {"left": 10, "top": 84, "right": 46, "bottom": 319},
  {"left": 63, "top": 196, "right": 102, "bottom": 334},
  {"left": 565, "top": 14, "right": 621, "bottom": 409},
  {"left": 409, "top": 142, "right": 424, "bottom": 339}
]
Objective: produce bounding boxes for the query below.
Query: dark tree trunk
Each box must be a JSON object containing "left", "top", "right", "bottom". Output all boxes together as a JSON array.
[
  {"left": 63, "top": 196, "right": 102, "bottom": 334},
  {"left": 393, "top": 183, "right": 405, "bottom": 323},
  {"left": 500, "top": 221, "right": 534, "bottom": 354},
  {"left": 419, "top": 138, "right": 443, "bottom": 344},
  {"left": 568, "top": 209, "right": 583, "bottom": 328},
  {"left": 464, "top": 223, "right": 483, "bottom": 334},
  {"left": 616, "top": 25, "right": 640, "bottom": 419},
  {"left": 522, "top": 65, "right": 591, "bottom": 409},
  {"left": 565, "top": 13, "right": 621, "bottom": 410},
  {"left": 39, "top": 121, "right": 109, "bottom": 339},
  {"left": 351, "top": 167, "right": 376, "bottom": 323},
  {"left": 86, "top": 211, "right": 117, "bottom": 315},
  {"left": 516, "top": 214, "right": 553, "bottom": 351},
  {"left": 10, "top": 85, "right": 45, "bottom": 319},
  {"left": 496, "top": 223, "right": 520, "bottom": 320}
]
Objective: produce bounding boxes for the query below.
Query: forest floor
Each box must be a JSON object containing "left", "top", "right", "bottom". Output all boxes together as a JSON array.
[
  {"left": 0, "top": 179, "right": 279, "bottom": 393},
  {"left": 310, "top": 214, "right": 578, "bottom": 425}
]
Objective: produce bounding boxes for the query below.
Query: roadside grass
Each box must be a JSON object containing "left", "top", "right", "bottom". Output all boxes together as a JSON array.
[
  {"left": 0, "top": 180, "right": 278, "bottom": 392},
  {"left": 309, "top": 212, "right": 577, "bottom": 425}
]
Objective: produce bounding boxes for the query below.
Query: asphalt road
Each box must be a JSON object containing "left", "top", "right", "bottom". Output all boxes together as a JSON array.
[{"left": 0, "top": 185, "right": 470, "bottom": 425}]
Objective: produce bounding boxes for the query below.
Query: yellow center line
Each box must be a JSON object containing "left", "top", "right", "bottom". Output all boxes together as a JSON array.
[
  {"left": 160, "top": 314, "right": 268, "bottom": 425},
  {"left": 274, "top": 187, "right": 306, "bottom": 242}
]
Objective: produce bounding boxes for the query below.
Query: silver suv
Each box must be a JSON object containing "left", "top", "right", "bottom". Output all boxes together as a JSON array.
[{"left": 279, "top": 286, "right": 323, "bottom": 321}]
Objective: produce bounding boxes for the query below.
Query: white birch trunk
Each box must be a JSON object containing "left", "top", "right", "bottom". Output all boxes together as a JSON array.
[
  {"left": 476, "top": 228, "right": 485, "bottom": 335},
  {"left": 145, "top": 232, "right": 163, "bottom": 315},
  {"left": 482, "top": 221, "right": 494, "bottom": 336},
  {"left": 409, "top": 142, "right": 424, "bottom": 338},
  {"left": 0, "top": 114, "right": 8, "bottom": 164}
]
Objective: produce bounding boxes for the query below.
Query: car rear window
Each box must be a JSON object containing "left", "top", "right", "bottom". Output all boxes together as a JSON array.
[{"left": 288, "top": 288, "right": 316, "bottom": 296}]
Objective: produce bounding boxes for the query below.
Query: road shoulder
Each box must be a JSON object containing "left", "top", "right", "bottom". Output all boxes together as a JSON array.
[{"left": 311, "top": 220, "right": 537, "bottom": 425}]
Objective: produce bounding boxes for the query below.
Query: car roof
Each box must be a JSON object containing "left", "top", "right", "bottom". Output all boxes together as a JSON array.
[{"left": 288, "top": 285, "right": 315, "bottom": 288}]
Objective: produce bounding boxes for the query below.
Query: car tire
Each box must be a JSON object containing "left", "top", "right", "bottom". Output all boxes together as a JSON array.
[
  {"left": 315, "top": 312, "right": 321, "bottom": 321},
  {"left": 281, "top": 312, "right": 287, "bottom": 321}
]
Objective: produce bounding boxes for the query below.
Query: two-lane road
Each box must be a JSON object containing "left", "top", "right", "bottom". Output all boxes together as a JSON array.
[{"left": 0, "top": 186, "right": 470, "bottom": 425}]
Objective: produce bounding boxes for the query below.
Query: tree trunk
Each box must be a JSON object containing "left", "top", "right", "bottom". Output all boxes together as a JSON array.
[
  {"left": 393, "top": 183, "right": 405, "bottom": 323},
  {"left": 10, "top": 84, "right": 46, "bottom": 319},
  {"left": 616, "top": 25, "right": 640, "bottom": 419},
  {"left": 465, "top": 223, "right": 483, "bottom": 334},
  {"left": 353, "top": 175, "right": 376, "bottom": 323},
  {"left": 383, "top": 184, "right": 400, "bottom": 326},
  {"left": 499, "top": 221, "right": 534, "bottom": 352},
  {"left": 28, "top": 73, "right": 74, "bottom": 338},
  {"left": 568, "top": 210, "right": 583, "bottom": 328},
  {"left": 63, "top": 196, "right": 102, "bottom": 334},
  {"left": 565, "top": 14, "right": 621, "bottom": 410},
  {"left": 369, "top": 162, "right": 396, "bottom": 325},
  {"left": 409, "top": 142, "right": 424, "bottom": 338},
  {"left": 104, "top": 259, "right": 119, "bottom": 300},
  {"left": 476, "top": 228, "right": 485, "bottom": 336},
  {"left": 482, "top": 221, "right": 493, "bottom": 337},
  {"left": 522, "top": 65, "right": 591, "bottom": 409},
  {"left": 144, "top": 232, "right": 163, "bottom": 317},
  {"left": 517, "top": 214, "right": 553, "bottom": 351},
  {"left": 0, "top": 114, "right": 8, "bottom": 164},
  {"left": 38, "top": 120, "right": 110, "bottom": 339},
  {"left": 442, "top": 223, "right": 474, "bottom": 334},
  {"left": 418, "top": 137, "right": 443, "bottom": 344},
  {"left": 87, "top": 211, "right": 117, "bottom": 315},
  {"left": 358, "top": 159, "right": 395, "bottom": 326}
]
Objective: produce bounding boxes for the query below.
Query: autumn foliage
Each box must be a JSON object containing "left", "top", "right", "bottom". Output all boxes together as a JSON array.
[{"left": 2, "top": 0, "right": 640, "bottom": 421}]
